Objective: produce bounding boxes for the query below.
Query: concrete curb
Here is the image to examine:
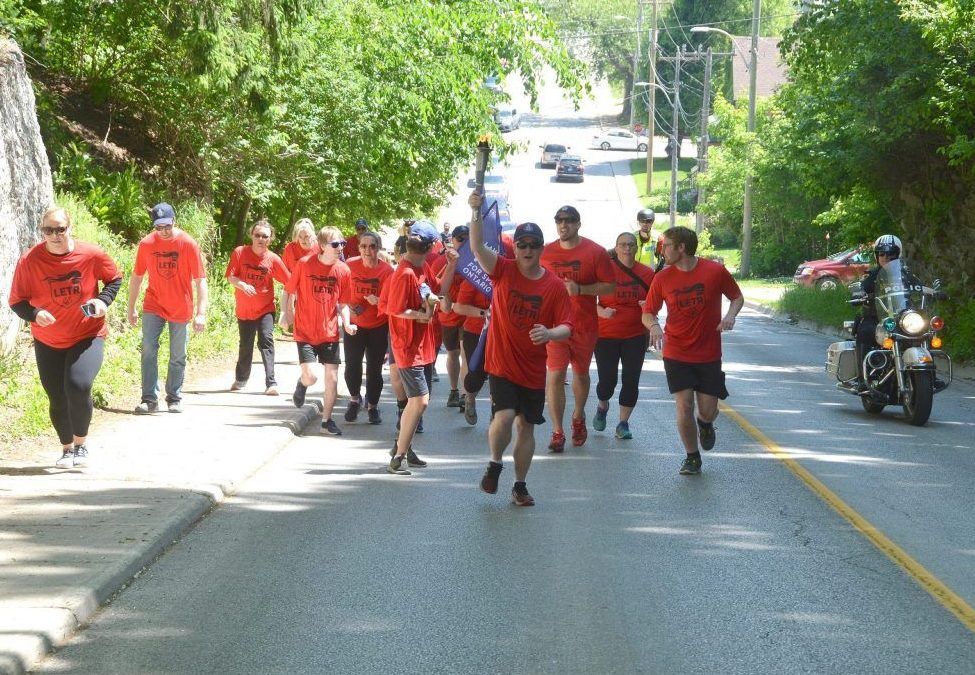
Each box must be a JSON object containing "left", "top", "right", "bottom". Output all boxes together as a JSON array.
[{"left": 0, "top": 399, "right": 322, "bottom": 675}]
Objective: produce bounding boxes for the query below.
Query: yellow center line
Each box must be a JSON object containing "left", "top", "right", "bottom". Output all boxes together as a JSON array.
[{"left": 720, "top": 401, "right": 975, "bottom": 634}]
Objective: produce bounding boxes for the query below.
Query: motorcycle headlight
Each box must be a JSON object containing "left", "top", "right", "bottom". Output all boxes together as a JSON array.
[{"left": 900, "top": 310, "right": 927, "bottom": 335}]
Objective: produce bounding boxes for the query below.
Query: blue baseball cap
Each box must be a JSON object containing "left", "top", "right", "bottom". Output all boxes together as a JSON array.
[
  {"left": 151, "top": 202, "right": 175, "bottom": 226},
  {"left": 354, "top": 218, "right": 368, "bottom": 229},
  {"left": 409, "top": 219, "right": 440, "bottom": 244}
]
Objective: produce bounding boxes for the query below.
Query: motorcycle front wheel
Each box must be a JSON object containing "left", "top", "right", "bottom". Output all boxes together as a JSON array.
[{"left": 902, "top": 370, "right": 934, "bottom": 426}]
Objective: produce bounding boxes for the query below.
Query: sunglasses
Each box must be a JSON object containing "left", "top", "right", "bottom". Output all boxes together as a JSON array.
[
  {"left": 252, "top": 233, "right": 271, "bottom": 240},
  {"left": 40, "top": 226, "right": 69, "bottom": 236},
  {"left": 554, "top": 217, "right": 578, "bottom": 224},
  {"left": 329, "top": 241, "right": 346, "bottom": 249},
  {"left": 516, "top": 239, "right": 543, "bottom": 250},
  {"left": 360, "top": 243, "right": 378, "bottom": 250}
]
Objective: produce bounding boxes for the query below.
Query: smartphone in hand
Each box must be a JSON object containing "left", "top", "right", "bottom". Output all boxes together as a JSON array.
[{"left": 80, "top": 302, "right": 97, "bottom": 317}]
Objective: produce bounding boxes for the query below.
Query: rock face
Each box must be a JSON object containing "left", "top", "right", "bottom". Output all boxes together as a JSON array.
[{"left": 1, "top": 39, "right": 53, "bottom": 353}]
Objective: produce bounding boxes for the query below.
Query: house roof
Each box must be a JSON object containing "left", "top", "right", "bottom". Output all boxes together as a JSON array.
[{"left": 729, "top": 36, "right": 788, "bottom": 100}]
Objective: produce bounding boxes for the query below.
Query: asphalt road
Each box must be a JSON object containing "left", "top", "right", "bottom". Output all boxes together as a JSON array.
[{"left": 40, "top": 77, "right": 975, "bottom": 674}]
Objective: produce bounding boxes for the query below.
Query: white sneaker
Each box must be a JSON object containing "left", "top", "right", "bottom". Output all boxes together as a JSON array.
[
  {"left": 231, "top": 380, "right": 247, "bottom": 391},
  {"left": 55, "top": 450, "right": 75, "bottom": 469},
  {"left": 72, "top": 445, "right": 89, "bottom": 467},
  {"left": 265, "top": 385, "right": 279, "bottom": 396}
]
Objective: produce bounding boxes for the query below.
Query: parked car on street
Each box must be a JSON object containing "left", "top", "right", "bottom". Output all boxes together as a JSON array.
[
  {"left": 494, "top": 105, "right": 521, "bottom": 132},
  {"left": 591, "top": 128, "right": 649, "bottom": 152},
  {"left": 539, "top": 142, "right": 569, "bottom": 168},
  {"left": 793, "top": 246, "right": 872, "bottom": 290},
  {"left": 555, "top": 155, "right": 584, "bottom": 182}
]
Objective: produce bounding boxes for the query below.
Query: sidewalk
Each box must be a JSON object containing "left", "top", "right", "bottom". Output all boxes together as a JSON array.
[{"left": 0, "top": 339, "right": 322, "bottom": 674}]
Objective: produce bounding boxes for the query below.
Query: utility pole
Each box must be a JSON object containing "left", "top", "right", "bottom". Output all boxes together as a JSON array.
[
  {"left": 695, "top": 47, "right": 713, "bottom": 234},
  {"left": 645, "top": 0, "right": 658, "bottom": 195},
  {"left": 629, "top": 1, "right": 644, "bottom": 129},
  {"left": 668, "top": 46, "right": 682, "bottom": 227},
  {"left": 740, "top": 0, "right": 761, "bottom": 277}
]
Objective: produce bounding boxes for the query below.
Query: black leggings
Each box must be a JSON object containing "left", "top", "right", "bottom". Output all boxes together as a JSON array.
[
  {"left": 594, "top": 333, "right": 649, "bottom": 408},
  {"left": 343, "top": 324, "right": 389, "bottom": 406},
  {"left": 34, "top": 337, "right": 105, "bottom": 445},
  {"left": 236, "top": 312, "right": 276, "bottom": 387},
  {"left": 461, "top": 329, "right": 488, "bottom": 394}
]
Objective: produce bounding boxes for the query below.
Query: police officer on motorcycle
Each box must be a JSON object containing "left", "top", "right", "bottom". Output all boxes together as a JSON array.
[{"left": 854, "top": 234, "right": 902, "bottom": 392}]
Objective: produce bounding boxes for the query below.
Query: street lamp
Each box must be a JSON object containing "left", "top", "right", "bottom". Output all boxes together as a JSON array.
[{"left": 691, "top": 10, "right": 760, "bottom": 276}]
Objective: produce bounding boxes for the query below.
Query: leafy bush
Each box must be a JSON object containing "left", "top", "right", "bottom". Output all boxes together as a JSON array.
[
  {"left": 942, "top": 299, "right": 975, "bottom": 363},
  {"left": 644, "top": 190, "right": 670, "bottom": 213}
]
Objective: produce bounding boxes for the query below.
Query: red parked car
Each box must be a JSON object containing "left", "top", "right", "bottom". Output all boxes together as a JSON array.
[{"left": 793, "top": 246, "right": 872, "bottom": 290}]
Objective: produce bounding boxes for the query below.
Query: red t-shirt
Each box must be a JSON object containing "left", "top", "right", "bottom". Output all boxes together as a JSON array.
[
  {"left": 133, "top": 229, "right": 206, "bottom": 323},
  {"left": 345, "top": 257, "right": 393, "bottom": 329},
  {"left": 643, "top": 258, "right": 742, "bottom": 362},
  {"left": 456, "top": 279, "right": 491, "bottom": 333},
  {"left": 438, "top": 273, "right": 465, "bottom": 328},
  {"left": 598, "top": 260, "right": 655, "bottom": 340},
  {"left": 284, "top": 256, "right": 351, "bottom": 345},
  {"left": 225, "top": 246, "right": 291, "bottom": 320},
  {"left": 345, "top": 235, "right": 360, "bottom": 260},
  {"left": 281, "top": 240, "right": 321, "bottom": 272},
  {"left": 9, "top": 242, "right": 121, "bottom": 349},
  {"left": 381, "top": 259, "right": 440, "bottom": 368},
  {"left": 541, "top": 237, "right": 615, "bottom": 334},
  {"left": 485, "top": 256, "right": 573, "bottom": 390}
]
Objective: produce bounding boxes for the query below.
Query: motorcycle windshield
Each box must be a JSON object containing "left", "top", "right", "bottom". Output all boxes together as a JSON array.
[{"left": 875, "top": 258, "right": 920, "bottom": 318}]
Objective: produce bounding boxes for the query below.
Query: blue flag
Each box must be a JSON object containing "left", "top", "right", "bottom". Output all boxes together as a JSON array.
[{"left": 455, "top": 199, "right": 501, "bottom": 371}]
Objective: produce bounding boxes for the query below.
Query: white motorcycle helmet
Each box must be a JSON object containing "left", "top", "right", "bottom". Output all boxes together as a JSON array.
[{"left": 873, "top": 234, "right": 902, "bottom": 260}]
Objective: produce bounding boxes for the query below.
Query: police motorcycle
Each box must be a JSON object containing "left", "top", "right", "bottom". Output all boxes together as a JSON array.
[{"left": 825, "top": 258, "right": 951, "bottom": 426}]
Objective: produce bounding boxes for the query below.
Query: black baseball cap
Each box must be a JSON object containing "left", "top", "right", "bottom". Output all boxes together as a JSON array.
[
  {"left": 451, "top": 225, "right": 470, "bottom": 240},
  {"left": 354, "top": 218, "right": 368, "bottom": 229},
  {"left": 513, "top": 222, "right": 544, "bottom": 243},
  {"left": 554, "top": 205, "right": 580, "bottom": 221}
]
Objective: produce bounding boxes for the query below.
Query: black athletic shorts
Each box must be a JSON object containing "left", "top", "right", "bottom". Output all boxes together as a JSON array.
[
  {"left": 489, "top": 374, "right": 545, "bottom": 425},
  {"left": 662, "top": 358, "right": 729, "bottom": 399},
  {"left": 442, "top": 324, "right": 462, "bottom": 352},
  {"left": 297, "top": 341, "right": 341, "bottom": 366}
]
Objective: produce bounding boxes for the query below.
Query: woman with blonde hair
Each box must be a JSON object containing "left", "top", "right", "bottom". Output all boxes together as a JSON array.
[
  {"left": 281, "top": 218, "right": 321, "bottom": 272},
  {"left": 8, "top": 207, "right": 123, "bottom": 468}
]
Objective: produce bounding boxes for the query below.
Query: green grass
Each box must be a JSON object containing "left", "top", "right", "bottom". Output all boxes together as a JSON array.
[
  {"left": 778, "top": 284, "right": 852, "bottom": 330},
  {"left": 629, "top": 157, "right": 696, "bottom": 200},
  {"left": 713, "top": 247, "right": 741, "bottom": 271}
]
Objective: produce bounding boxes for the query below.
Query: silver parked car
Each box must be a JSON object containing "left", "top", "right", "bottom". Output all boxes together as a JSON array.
[{"left": 539, "top": 142, "right": 569, "bottom": 168}]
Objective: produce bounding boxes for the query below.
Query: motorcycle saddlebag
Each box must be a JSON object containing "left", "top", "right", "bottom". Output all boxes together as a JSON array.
[{"left": 825, "top": 340, "right": 858, "bottom": 381}]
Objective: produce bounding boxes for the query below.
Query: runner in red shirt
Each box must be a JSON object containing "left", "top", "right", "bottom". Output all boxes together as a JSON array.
[
  {"left": 283, "top": 226, "right": 353, "bottom": 436},
  {"left": 341, "top": 230, "right": 393, "bottom": 425},
  {"left": 642, "top": 226, "right": 743, "bottom": 476},
  {"left": 593, "top": 232, "right": 655, "bottom": 440},
  {"left": 225, "top": 219, "right": 290, "bottom": 396},
  {"left": 540, "top": 205, "right": 615, "bottom": 452},
  {"left": 450, "top": 277, "right": 491, "bottom": 425},
  {"left": 437, "top": 226, "right": 470, "bottom": 410},
  {"left": 8, "top": 207, "right": 122, "bottom": 469},
  {"left": 345, "top": 218, "right": 368, "bottom": 264},
  {"left": 128, "top": 202, "right": 208, "bottom": 414},
  {"left": 379, "top": 220, "right": 457, "bottom": 476},
  {"left": 468, "top": 192, "right": 573, "bottom": 507},
  {"left": 281, "top": 218, "right": 321, "bottom": 272}
]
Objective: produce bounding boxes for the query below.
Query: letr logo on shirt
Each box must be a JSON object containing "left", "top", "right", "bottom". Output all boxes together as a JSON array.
[
  {"left": 244, "top": 263, "right": 269, "bottom": 284},
  {"left": 45, "top": 270, "right": 83, "bottom": 307},
  {"left": 551, "top": 260, "right": 582, "bottom": 282},
  {"left": 675, "top": 283, "right": 706, "bottom": 317},
  {"left": 508, "top": 289, "right": 542, "bottom": 330},
  {"left": 311, "top": 274, "right": 338, "bottom": 303},
  {"left": 153, "top": 251, "right": 180, "bottom": 279}
]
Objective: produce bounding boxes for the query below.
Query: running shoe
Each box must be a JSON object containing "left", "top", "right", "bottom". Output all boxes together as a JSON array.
[
  {"left": 480, "top": 461, "right": 503, "bottom": 494},
  {"left": 230, "top": 380, "right": 246, "bottom": 391},
  {"left": 368, "top": 407, "right": 382, "bottom": 425},
  {"left": 548, "top": 430, "right": 566, "bottom": 453},
  {"left": 167, "top": 401, "right": 182, "bottom": 414},
  {"left": 387, "top": 455, "right": 411, "bottom": 475},
  {"left": 571, "top": 417, "right": 587, "bottom": 447},
  {"left": 322, "top": 418, "right": 342, "bottom": 436},
  {"left": 134, "top": 400, "right": 158, "bottom": 415},
  {"left": 344, "top": 398, "right": 361, "bottom": 422},
  {"left": 72, "top": 444, "right": 89, "bottom": 467},
  {"left": 679, "top": 455, "right": 702, "bottom": 475},
  {"left": 464, "top": 394, "right": 477, "bottom": 426},
  {"left": 593, "top": 406, "right": 608, "bottom": 432},
  {"left": 458, "top": 396, "right": 466, "bottom": 412},
  {"left": 447, "top": 389, "right": 461, "bottom": 408},
  {"left": 292, "top": 380, "right": 307, "bottom": 408},
  {"left": 614, "top": 421, "right": 632, "bottom": 440},
  {"left": 511, "top": 482, "right": 535, "bottom": 507},
  {"left": 265, "top": 385, "right": 279, "bottom": 396},
  {"left": 55, "top": 449, "right": 75, "bottom": 469},
  {"left": 406, "top": 448, "right": 427, "bottom": 468},
  {"left": 697, "top": 419, "right": 716, "bottom": 451}
]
